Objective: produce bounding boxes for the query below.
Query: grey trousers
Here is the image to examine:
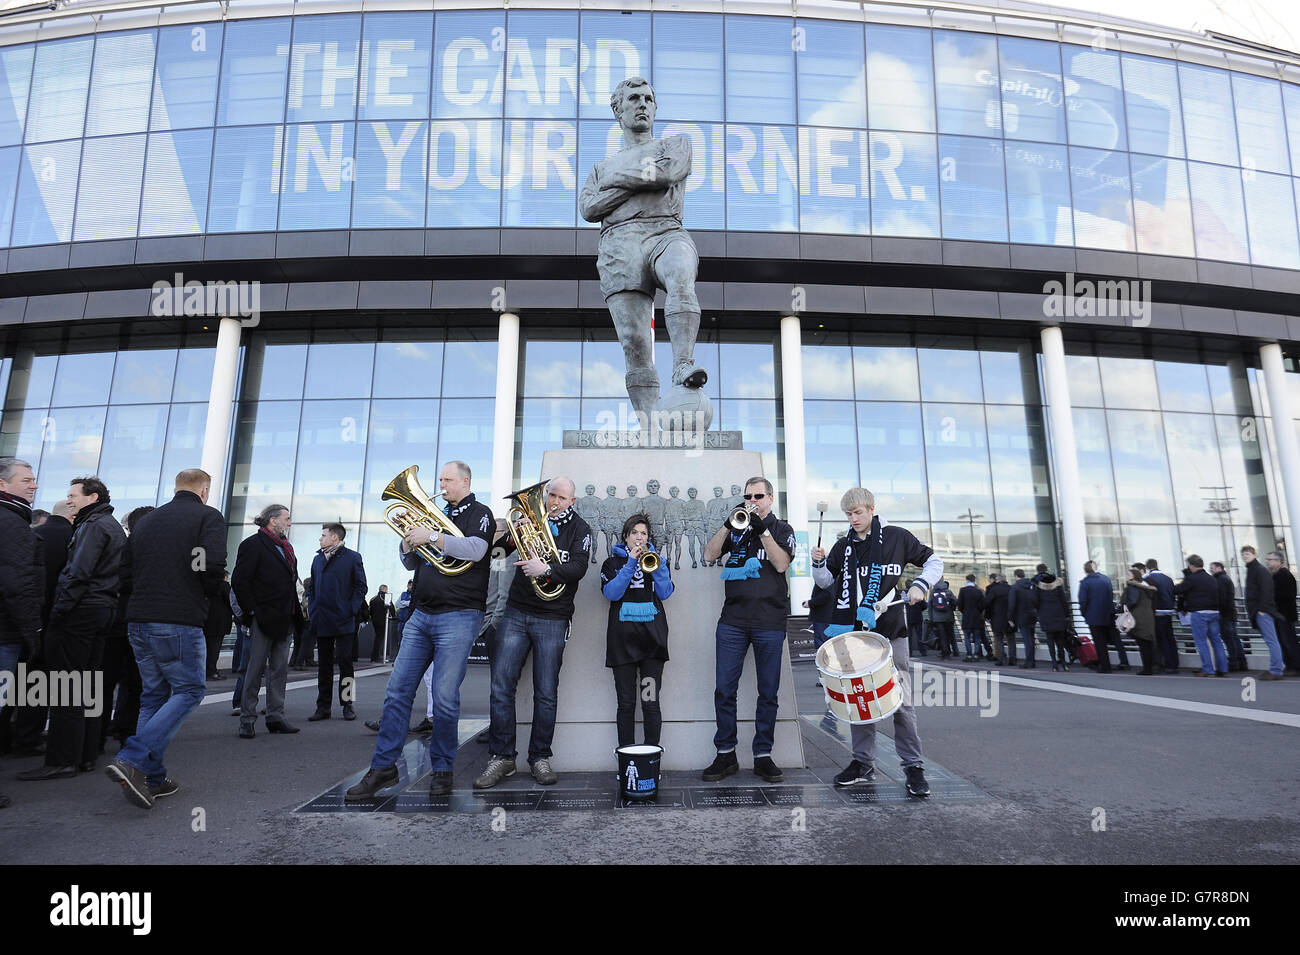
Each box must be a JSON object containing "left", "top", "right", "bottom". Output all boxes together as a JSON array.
[
  {"left": 240, "top": 621, "right": 292, "bottom": 721},
  {"left": 849, "top": 636, "right": 923, "bottom": 769}
]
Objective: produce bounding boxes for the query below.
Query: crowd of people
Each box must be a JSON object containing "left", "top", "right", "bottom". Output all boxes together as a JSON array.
[{"left": 807, "top": 552, "right": 1300, "bottom": 679}]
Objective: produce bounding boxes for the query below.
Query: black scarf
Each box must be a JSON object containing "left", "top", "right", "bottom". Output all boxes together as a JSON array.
[
  {"left": 0, "top": 489, "right": 32, "bottom": 524},
  {"left": 445, "top": 493, "right": 478, "bottom": 520},
  {"left": 838, "top": 517, "right": 885, "bottom": 631},
  {"left": 549, "top": 506, "right": 575, "bottom": 537}
]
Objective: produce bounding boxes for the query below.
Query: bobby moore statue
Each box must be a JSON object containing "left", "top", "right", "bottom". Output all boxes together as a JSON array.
[{"left": 580, "top": 77, "right": 711, "bottom": 432}]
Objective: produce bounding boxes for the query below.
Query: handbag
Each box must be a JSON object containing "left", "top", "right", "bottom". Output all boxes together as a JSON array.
[
  {"left": 1075, "top": 632, "right": 1098, "bottom": 665},
  {"left": 1115, "top": 606, "right": 1136, "bottom": 635}
]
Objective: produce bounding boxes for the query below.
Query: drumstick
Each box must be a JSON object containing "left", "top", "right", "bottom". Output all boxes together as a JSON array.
[
  {"left": 816, "top": 501, "right": 827, "bottom": 548},
  {"left": 872, "top": 595, "right": 906, "bottom": 615}
]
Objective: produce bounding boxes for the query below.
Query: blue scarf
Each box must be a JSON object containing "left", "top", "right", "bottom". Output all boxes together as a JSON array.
[{"left": 720, "top": 525, "right": 764, "bottom": 581}]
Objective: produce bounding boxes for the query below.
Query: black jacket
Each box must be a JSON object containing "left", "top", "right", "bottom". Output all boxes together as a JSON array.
[
  {"left": 124, "top": 491, "right": 228, "bottom": 627},
  {"left": 505, "top": 508, "right": 593, "bottom": 621},
  {"left": 231, "top": 530, "right": 303, "bottom": 642},
  {"left": 1273, "top": 567, "right": 1297, "bottom": 623},
  {"left": 33, "top": 516, "right": 71, "bottom": 626},
  {"left": 957, "top": 583, "right": 985, "bottom": 628},
  {"left": 1243, "top": 557, "right": 1277, "bottom": 626},
  {"left": 1008, "top": 577, "right": 1038, "bottom": 628},
  {"left": 307, "top": 546, "right": 367, "bottom": 637},
  {"left": 807, "top": 583, "right": 834, "bottom": 624},
  {"left": 984, "top": 580, "right": 1011, "bottom": 633},
  {"left": 1213, "top": 570, "right": 1237, "bottom": 622},
  {"left": 205, "top": 580, "right": 234, "bottom": 639},
  {"left": 51, "top": 502, "right": 126, "bottom": 621},
  {"left": 1173, "top": 569, "right": 1220, "bottom": 613},
  {"left": 0, "top": 501, "right": 43, "bottom": 650},
  {"left": 369, "top": 593, "right": 393, "bottom": 627},
  {"left": 1033, "top": 576, "right": 1071, "bottom": 632}
]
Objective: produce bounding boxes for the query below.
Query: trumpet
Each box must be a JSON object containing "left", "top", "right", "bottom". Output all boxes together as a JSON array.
[
  {"left": 382, "top": 465, "right": 471, "bottom": 575},
  {"left": 504, "top": 480, "right": 566, "bottom": 601},
  {"left": 637, "top": 548, "right": 660, "bottom": 574},
  {"left": 727, "top": 505, "right": 752, "bottom": 531}
]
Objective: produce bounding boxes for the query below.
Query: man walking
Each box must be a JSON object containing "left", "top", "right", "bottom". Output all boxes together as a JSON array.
[
  {"left": 812, "top": 487, "right": 943, "bottom": 798},
  {"left": 106, "top": 469, "right": 226, "bottom": 809},
  {"left": 232, "top": 505, "right": 304, "bottom": 738},
  {"left": 347, "top": 462, "right": 495, "bottom": 799},
  {"left": 0, "top": 457, "right": 43, "bottom": 806},
  {"left": 1079, "top": 561, "right": 1128, "bottom": 672},
  {"left": 698, "top": 476, "right": 796, "bottom": 784},
  {"left": 20, "top": 476, "right": 125, "bottom": 781},
  {"left": 1211, "top": 561, "right": 1247, "bottom": 672},
  {"left": 475, "top": 477, "right": 592, "bottom": 789},
  {"left": 307, "top": 523, "right": 367, "bottom": 722},
  {"left": 1241, "top": 546, "right": 1285, "bottom": 680}
]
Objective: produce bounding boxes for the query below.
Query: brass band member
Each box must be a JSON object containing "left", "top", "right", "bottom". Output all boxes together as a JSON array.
[
  {"left": 347, "top": 461, "right": 494, "bottom": 800},
  {"left": 475, "top": 477, "right": 592, "bottom": 789},
  {"left": 601, "top": 513, "right": 674, "bottom": 748}
]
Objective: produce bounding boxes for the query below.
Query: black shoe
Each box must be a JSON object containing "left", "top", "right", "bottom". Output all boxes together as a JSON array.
[
  {"left": 105, "top": 759, "right": 154, "bottom": 809},
  {"left": 428, "top": 771, "right": 453, "bottom": 796},
  {"left": 833, "top": 759, "right": 876, "bottom": 787},
  {"left": 266, "top": 720, "right": 300, "bottom": 734},
  {"left": 345, "top": 765, "right": 399, "bottom": 802},
  {"left": 412, "top": 717, "right": 433, "bottom": 735},
  {"left": 308, "top": 709, "right": 331, "bottom": 722},
  {"left": 150, "top": 777, "right": 180, "bottom": 798},
  {"left": 342, "top": 704, "right": 356, "bottom": 721},
  {"left": 364, "top": 719, "right": 381, "bottom": 732},
  {"left": 238, "top": 721, "right": 256, "bottom": 739},
  {"left": 1116, "top": 664, "right": 1131, "bottom": 671},
  {"left": 753, "top": 756, "right": 784, "bottom": 783},
  {"left": 700, "top": 751, "right": 739, "bottom": 782},
  {"left": 904, "top": 766, "right": 931, "bottom": 798},
  {"left": 16, "top": 765, "right": 76, "bottom": 781},
  {"left": 77, "top": 760, "right": 96, "bottom": 773}
]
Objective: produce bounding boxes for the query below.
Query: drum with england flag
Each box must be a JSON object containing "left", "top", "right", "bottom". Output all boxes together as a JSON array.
[{"left": 815, "top": 631, "right": 904, "bottom": 723}]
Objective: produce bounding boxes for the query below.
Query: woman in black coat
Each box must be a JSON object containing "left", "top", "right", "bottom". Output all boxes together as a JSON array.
[{"left": 1033, "top": 573, "right": 1072, "bottom": 671}]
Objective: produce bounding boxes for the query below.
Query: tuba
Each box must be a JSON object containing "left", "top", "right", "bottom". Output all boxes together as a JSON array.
[
  {"left": 382, "top": 465, "right": 471, "bottom": 575},
  {"left": 504, "top": 480, "right": 566, "bottom": 601}
]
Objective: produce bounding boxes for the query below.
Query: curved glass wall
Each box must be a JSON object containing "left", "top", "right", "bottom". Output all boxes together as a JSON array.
[{"left": 0, "top": 11, "right": 1298, "bottom": 264}]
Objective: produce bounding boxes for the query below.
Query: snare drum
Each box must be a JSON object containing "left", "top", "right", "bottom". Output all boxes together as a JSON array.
[{"left": 815, "top": 631, "right": 903, "bottom": 724}]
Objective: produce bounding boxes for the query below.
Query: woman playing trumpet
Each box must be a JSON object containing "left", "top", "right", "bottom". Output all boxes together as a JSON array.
[{"left": 600, "top": 513, "right": 675, "bottom": 748}]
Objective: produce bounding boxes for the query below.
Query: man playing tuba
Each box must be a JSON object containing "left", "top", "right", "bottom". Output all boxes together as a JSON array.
[
  {"left": 475, "top": 477, "right": 592, "bottom": 789},
  {"left": 346, "top": 461, "right": 495, "bottom": 800}
]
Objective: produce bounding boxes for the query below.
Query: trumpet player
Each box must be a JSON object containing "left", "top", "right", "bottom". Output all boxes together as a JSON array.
[
  {"left": 475, "top": 476, "right": 592, "bottom": 790},
  {"left": 700, "top": 476, "right": 796, "bottom": 784},
  {"left": 346, "top": 461, "right": 495, "bottom": 801},
  {"left": 600, "top": 513, "right": 675, "bottom": 748}
]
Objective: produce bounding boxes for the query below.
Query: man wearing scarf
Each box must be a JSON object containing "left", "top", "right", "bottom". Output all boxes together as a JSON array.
[
  {"left": 475, "top": 476, "right": 592, "bottom": 790},
  {"left": 0, "top": 458, "right": 43, "bottom": 804},
  {"left": 306, "top": 523, "right": 367, "bottom": 723},
  {"left": 231, "top": 504, "right": 304, "bottom": 738},
  {"left": 19, "top": 476, "right": 126, "bottom": 781},
  {"left": 812, "top": 487, "right": 943, "bottom": 798},
  {"left": 700, "top": 476, "right": 797, "bottom": 784}
]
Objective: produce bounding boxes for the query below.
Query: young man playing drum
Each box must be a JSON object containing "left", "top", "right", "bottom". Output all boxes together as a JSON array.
[{"left": 811, "top": 488, "right": 944, "bottom": 798}]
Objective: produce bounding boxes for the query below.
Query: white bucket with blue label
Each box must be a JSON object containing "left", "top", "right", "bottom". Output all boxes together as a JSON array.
[{"left": 616, "top": 744, "right": 663, "bottom": 799}]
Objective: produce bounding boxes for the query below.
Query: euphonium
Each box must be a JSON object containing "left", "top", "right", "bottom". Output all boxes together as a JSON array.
[
  {"left": 638, "top": 549, "right": 660, "bottom": 574},
  {"left": 727, "top": 505, "right": 752, "bottom": 531},
  {"left": 382, "top": 465, "right": 471, "bottom": 575},
  {"left": 504, "top": 480, "right": 566, "bottom": 601}
]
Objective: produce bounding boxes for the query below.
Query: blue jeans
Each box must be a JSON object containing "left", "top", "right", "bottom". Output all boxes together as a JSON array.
[
  {"left": 230, "top": 624, "right": 249, "bottom": 707},
  {"left": 488, "top": 607, "right": 571, "bottom": 764},
  {"left": 963, "top": 626, "right": 982, "bottom": 657},
  {"left": 812, "top": 620, "right": 829, "bottom": 651},
  {"left": 1254, "top": 612, "right": 1285, "bottom": 675},
  {"left": 119, "top": 623, "right": 207, "bottom": 787},
  {"left": 372, "top": 608, "right": 481, "bottom": 774},
  {"left": 1188, "top": 611, "right": 1228, "bottom": 674},
  {"left": 1019, "top": 623, "right": 1036, "bottom": 664},
  {"left": 713, "top": 622, "right": 785, "bottom": 757}
]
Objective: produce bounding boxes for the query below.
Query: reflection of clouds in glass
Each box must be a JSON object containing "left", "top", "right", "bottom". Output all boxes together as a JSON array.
[
  {"left": 853, "top": 350, "right": 918, "bottom": 401},
  {"left": 801, "top": 350, "right": 854, "bottom": 396},
  {"left": 806, "top": 68, "right": 866, "bottom": 128},
  {"left": 583, "top": 359, "right": 625, "bottom": 395},
  {"left": 527, "top": 360, "right": 580, "bottom": 396},
  {"left": 873, "top": 208, "right": 937, "bottom": 239},
  {"left": 735, "top": 363, "right": 775, "bottom": 399},
  {"left": 394, "top": 342, "right": 431, "bottom": 360},
  {"left": 867, "top": 48, "right": 933, "bottom": 131}
]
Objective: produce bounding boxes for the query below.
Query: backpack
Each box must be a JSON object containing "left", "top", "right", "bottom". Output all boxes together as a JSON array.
[{"left": 930, "top": 589, "right": 952, "bottom": 613}]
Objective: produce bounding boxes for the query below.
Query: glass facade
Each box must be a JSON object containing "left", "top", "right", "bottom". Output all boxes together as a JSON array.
[{"left": 0, "top": 10, "right": 1296, "bottom": 263}]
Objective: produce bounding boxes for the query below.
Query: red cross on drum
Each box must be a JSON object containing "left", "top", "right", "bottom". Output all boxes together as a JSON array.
[{"left": 816, "top": 631, "right": 904, "bottom": 724}]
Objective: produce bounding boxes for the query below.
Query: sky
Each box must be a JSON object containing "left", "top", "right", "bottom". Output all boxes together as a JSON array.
[{"left": 1053, "top": 0, "right": 1300, "bottom": 52}]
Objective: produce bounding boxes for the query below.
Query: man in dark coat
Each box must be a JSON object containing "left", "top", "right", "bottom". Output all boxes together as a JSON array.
[
  {"left": 0, "top": 457, "right": 43, "bottom": 805},
  {"left": 204, "top": 573, "right": 233, "bottom": 681},
  {"left": 984, "top": 572, "right": 1013, "bottom": 665},
  {"left": 1078, "top": 561, "right": 1129, "bottom": 673},
  {"left": 1008, "top": 568, "right": 1039, "bottom": 667},
  {"left": 1210, "top": 561, "right": 1247, "bottom": 671},
  {"left": 1174, "top": 555, "right": 1229, "bottom": 676},
  {"left": 20, "top": 476, "right": 125, "bottom": 781},
  {"left": 368, "top": 585, "right": 394, "bottom": 662},
  {"left": 1241, "top": 546, "right": 1285, "bottom": 679},
  {"left": 927, "top": 580, "right": 958, "bottom": 659},
  {"left": 231, "top": 504, "right": 304, "bottom": 738},
  {"left": 106, "top": 470, "right": 227, "bottom": 809},
  {"left": 307, "top": 523, "right": 367, "bottom": 722},
  {"left": 1266, "top": 551, "right": 1300, "bottom": 673},
  {"left": 1144, "top": 559, "right": 1179, "bottom": 674},
  {"left": 956, "top": 574, "right": 986, "bottom": 661}
]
